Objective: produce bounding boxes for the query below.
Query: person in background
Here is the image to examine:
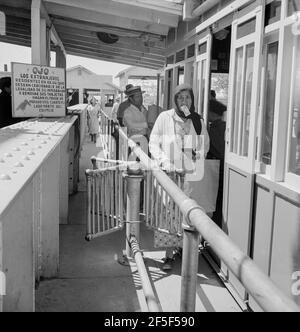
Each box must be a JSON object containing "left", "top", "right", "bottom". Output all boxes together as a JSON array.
[
  {"left": 117, "top": 84, "right": 133, "bottom": 126},
  {"left": 87, "top": 97, "right": 101, "bottom": 143},
  {"left": 147, "top": 103, "right": 163, "bottom": 133},
  {"left": 123, "top": 86, "right": 148, "bottom": 138},
  {"left": 111, "top": 96, "right": 120, "bottom": 123},
  {"left": 0, "top": 77, "right": 25, "bottom": 128},
  {"left": 149, "top": 83, "right": 209, "bottom": 270},
  {"left": 207, "top": 90, "right": 227, "bottom": 229}
]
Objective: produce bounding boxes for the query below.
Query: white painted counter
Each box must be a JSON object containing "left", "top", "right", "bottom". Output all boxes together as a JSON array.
[{"left": 0, "top": 116, "right": 77, "bottom": 312}]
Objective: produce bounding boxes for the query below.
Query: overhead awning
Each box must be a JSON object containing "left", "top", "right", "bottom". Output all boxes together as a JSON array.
[{"left": 0, "top": 0, "right": 185, "bottom": 69}]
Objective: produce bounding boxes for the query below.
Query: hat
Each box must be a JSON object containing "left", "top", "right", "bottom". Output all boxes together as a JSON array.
[
  {"left": 124, "top": 84, "right": 134, "bottom": 96},
  {"left": 126, "top": 86, "right": 145, "bottom": 97}
]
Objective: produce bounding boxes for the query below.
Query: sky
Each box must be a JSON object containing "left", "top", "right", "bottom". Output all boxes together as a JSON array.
[{"left": 0, "top": 42, "right": 130, "bottom": 84}]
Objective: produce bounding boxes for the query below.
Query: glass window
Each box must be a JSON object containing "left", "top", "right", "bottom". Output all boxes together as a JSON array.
[
  {"left": 198, "top": 42, "right": 207, "bottom": 55},
  {"left": 231, "top": 47, "right": 244, "bottom": 153},
  {"left": 265, "top": 1, "right": 281, "bottom": 26},
  {"left": 288, "top": 36, "right": 300, "bottom": 175},
  {"left": 237, "top": 17, "right": 256, "bottom": 39},
  {"left": 240, "top": 43, "right": 254, "bottom": 157},
  {"left": 261, "top": 42, "right": 278, "bottom": 165},
  {"left": 177, "top": 66, "right": 184, "bottom": 85}
]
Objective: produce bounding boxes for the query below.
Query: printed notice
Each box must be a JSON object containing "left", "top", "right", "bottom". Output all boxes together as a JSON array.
[{"left": 12, "top": 62, "right": 66, "bottom": 117}]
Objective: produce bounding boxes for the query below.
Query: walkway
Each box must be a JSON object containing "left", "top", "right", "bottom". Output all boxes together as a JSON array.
[{"left": 35, "top": 134, "right": 242, "bottom": 312}]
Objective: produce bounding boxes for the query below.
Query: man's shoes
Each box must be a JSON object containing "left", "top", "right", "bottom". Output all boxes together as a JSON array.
[{"left": 161, "top": 257, "right": 174, "bottom": 271}]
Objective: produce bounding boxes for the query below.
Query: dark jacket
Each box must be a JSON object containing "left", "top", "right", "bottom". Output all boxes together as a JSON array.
[
  {"left": 117, "top": 99, "right": 131, "bottom": 126},
  {"left": 0, "top": 90, "right": 13, "bottom": 128},
  {"left": 207, "top": 119, "right": 226, "bottom": 161}
]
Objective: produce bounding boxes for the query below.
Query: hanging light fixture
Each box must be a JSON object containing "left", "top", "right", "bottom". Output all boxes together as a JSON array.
[{"left": 215, "top": 28, "right": 229, "bottom": 40}]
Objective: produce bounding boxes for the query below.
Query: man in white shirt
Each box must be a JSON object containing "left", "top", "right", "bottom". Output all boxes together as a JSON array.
[{"left": 123, "top": 86, "right": 148, "bottom": 138}]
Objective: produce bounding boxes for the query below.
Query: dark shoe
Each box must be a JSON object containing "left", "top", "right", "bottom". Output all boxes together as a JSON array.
[{"left": 162, "top": 257, "right": 174, "bottom": 271}]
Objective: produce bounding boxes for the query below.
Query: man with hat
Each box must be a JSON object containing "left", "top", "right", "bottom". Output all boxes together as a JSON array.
[
  {"left": 117, "top": 84, "right": 133, "bottom": 126},
  {"left": 123, "top": 85, "right": 148, "bottom": 138}
]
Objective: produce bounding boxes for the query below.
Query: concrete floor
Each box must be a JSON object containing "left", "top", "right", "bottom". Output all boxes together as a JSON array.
[{"left": 35, "top": 134, "right": 242, "bottom": 312}]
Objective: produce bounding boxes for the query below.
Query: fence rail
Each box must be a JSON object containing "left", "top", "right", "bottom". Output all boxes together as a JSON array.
[{"left": 93, "top": 110, "right": 300, "bottom": 312}]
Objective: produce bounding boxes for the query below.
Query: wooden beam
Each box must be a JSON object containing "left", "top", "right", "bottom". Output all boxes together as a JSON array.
[
  {"left": 66, "top": 49, "right": 161, "bottom": 70},
  {"left": 53, "top": 24, "right": 166, "bottom": 53},
  {"left": 63, "top": 43, "right": 165, "bottom": 67},
  {"left": 44, "top": 2, "right": 170, "bottom": 36},
  {"left": 58, "top": 33, "right": 165, "bottom": 60},
  {"left": 44, "top": 0, "right": 179, "bottom": 27},
  {"left": 52, "top": 18, "right": 166, "bottom": 47},
  {"left": 64, "top": 45, "right": 164, "bottom": 68},
  {"left": 111, "top": 0, "right": 183, "bottom": 16},
  {"left": 183, "top": 0, "right": 201, "bottom": 21}
]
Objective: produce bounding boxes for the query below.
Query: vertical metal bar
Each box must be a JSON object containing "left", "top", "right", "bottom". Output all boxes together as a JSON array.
[
  {"left": 125, "top": 169, "right": 144, "bottom": 258},
  {"left": 145, "top": 171, "right": 151, "bottom": 227},
  {"left": 101, "top": 174, "right": 105, "bottom": 232},
  {"left": 96, "top": 174, "right": 100, "bottom": 233},
  {"left": 150, "top": 174, "right": 155, "bottom": 227},
  {"left": 86, "top": 173, "right": 92, "bottom": 238},
  {"left": 180, "top": 224, "right": 199, "bottom": 312},
  {"left": 155, "top": 180, "right": 159, "bottom": 229},
  {"left": 92, "top": 176, "right": 96, "bottom": 235},
  {"left": 159, "top": 186, "right": 164, "bottom": 229},
  {"left": 115, "top": 168, "right": 119, "bottom": 226}
]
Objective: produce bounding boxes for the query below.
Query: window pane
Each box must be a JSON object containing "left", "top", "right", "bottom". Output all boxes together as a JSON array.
[
  {"left": 231, "top": 47, "right": 244, "bottom": 153},
  {"left": 237, "top": 17, "right": 256, "bottom": 39},
  {"left": 289, "top": 37, "right": 300, "bottom": 175},
  {"left": 261, "top": 42, "right": 278, "bottom": 165},
  {"left": 265, "top": 1, "right": 281, "bottom": 26},
  {"left": 240, "top": 43, "right": 254, "bottom": 157},
  {"left": 198, "top": 42, "right": 207, "bottom": 55},
  {"left": 177, "top": 66, "right": 184, "bottom": 85}
]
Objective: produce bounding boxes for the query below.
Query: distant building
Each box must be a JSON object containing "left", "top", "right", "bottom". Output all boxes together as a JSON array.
[
  {"left": 115, "top": 66, "right": 162, "bottom": 108},
  {"left": 67, "top": 65, "right": 121, "bottom": 110}
]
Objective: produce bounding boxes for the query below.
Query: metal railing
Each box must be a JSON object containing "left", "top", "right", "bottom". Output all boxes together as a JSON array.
[{"left": 90, "top": 110, "right": 300, "bottom": 312}]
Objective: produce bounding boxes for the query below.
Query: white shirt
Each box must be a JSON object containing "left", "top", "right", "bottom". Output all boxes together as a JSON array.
[{"left": 123, "top": 103, "right": 148, "bottom": 137}]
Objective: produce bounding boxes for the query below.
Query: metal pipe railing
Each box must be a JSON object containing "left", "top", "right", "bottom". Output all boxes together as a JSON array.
[
  {"left": 116, "top": 126, "right": 300, "bottom": 312},
  {"left": 129, "top": 236, "right": 161, "bottom": 312}
]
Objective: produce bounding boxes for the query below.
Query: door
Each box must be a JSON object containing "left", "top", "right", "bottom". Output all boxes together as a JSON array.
[
  {"left": 223, "top": 4, "right": 264, "bottom": 300},
  {"left": 194, "top": 31, "right": 212, "bottom": 124}
]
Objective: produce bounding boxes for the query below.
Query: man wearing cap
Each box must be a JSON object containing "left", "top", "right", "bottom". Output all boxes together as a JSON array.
[
  {"left": 117, "top": 84, "right": 133, "bottom": 126},
  {"left": 123, "top": 85, "right": 148, "bottom": 138}
]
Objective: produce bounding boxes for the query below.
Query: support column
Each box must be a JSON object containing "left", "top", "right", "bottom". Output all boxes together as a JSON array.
[
  {"left": 31, "top": 0, "right": 41, "bottom": 65},
  {"left": 31, "top": 0, "right": 50, "bottom": 66},
  {"left": 55, "top": 46, "right": 66, "bottom": 69}
]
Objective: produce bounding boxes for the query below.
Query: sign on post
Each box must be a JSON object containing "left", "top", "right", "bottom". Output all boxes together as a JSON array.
[{"left": 12, "top": 62, "right": 66, "bottom": 118}]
